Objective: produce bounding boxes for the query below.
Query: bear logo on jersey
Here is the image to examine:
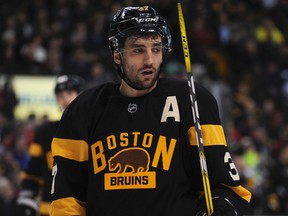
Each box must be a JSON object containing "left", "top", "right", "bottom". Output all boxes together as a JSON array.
[{"left": 108, "top": 147, "right": 149, "bottom": 173}]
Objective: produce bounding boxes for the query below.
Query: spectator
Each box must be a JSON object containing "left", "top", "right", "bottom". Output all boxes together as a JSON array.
[{"left": 0, "top": 77, "right": 18, "bottom": 121}]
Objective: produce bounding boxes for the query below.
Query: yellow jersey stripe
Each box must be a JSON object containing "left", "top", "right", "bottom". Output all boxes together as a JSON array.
[
  {"left": 223, "top": 184, "right": 252, "bottom": 202},
  {"left": 46, "top": 151, "right": 53, "bottom": 170},
  {"left": 188, "top": 125, "right": 227, "bottom": 146},
  {"left": 50, "top": 197, "right": 86, "bottom": 216},
  {"left": 52, "top": 138, "right": 88, "bottom": 162},
  {"left": 40, "top": 201, "right": 51, "bottom": 215},
  {"left": 29, "top": 143, "right": 43, "bottom": 157}
]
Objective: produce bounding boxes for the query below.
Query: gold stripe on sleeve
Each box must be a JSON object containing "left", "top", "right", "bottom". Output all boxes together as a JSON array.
[
  {"left": 188, "top": 125, "right": 227, "bottom": 146},
  {"left": 223, "top": 184, "right": 252, "bottom": 202},
  {"left": 51, "top": 138, "right": 88, "bottom": 162},
  {"left": 40, "top": 201, "right": 51, "bottom": 215},
  {"left": 46, "top": 151, "right": 53, "bottom": 170},
  {"left": 29, "top": 143, "right": 43, "bottom": 157},
  {"left": 50, "top": 197, "right": 86, "bottom": 216}
]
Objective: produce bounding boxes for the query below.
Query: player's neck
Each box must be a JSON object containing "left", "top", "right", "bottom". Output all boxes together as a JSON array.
[{"left": 119, "top": 81, "right": 157, "bottom": 97}]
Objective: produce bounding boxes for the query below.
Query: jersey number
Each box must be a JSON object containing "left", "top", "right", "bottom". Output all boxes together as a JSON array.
[
  {"left": 51, "top": 164, "right": 58, "bottom": 194},
  {"left": 224, "top": 152, "right": 240, "bottom": 181}
]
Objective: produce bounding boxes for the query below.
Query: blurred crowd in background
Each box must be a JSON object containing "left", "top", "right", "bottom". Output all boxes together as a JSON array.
[{"left": 1, "top": 0, "right": 288, "bottom": 215}]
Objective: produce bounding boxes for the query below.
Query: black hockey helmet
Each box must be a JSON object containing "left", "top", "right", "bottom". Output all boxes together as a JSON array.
[
  {"left": 108, "top": 6, "right": 172, "bottom": 55},
  {"left": 54, "top": 75, "right": 84, "bottom": 95}
]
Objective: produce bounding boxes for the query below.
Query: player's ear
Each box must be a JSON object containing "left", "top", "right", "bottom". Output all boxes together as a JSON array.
[{"left": 113, "top": 51, "right": 121, "bottom": 65}]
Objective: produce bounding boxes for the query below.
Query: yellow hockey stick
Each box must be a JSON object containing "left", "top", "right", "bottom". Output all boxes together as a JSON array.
[{"left": 177, "top": 1, "right": 214, "bottom": 215}]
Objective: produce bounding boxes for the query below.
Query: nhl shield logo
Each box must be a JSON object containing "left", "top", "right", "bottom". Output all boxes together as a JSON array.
[{"left": 128, "top": 103, "right": 137, "bottom": 113}]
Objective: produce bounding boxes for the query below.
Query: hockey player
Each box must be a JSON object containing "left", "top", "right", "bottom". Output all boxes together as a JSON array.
[
  {"left": 50, "top": 6, "right": 252, "bottom": 216},
  {"left": 11, "top": 75, "right": 84, "bottom": 216}
]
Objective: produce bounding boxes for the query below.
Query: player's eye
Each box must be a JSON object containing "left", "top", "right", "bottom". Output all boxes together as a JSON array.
[
  {"left": 152, "top": 46, "right": 162, "bottom": 53},
  {"left": 132, "top": 48, "right": 144, "bottom": 54}
]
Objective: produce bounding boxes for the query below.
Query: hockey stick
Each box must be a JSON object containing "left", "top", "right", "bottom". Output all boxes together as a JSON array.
[{"left": 177, "top": 1, "right": 214, "bottom": 215}]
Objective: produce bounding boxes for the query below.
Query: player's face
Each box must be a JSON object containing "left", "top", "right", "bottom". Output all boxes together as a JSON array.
[
  {"left": 56, "top": 90, "right": 78, "bottom": 110},
  {"left": 114, "top": 35, "right": 163, "bottom": 95}
]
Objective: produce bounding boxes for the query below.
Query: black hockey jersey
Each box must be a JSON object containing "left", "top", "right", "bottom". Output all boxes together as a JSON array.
[
  {"left": 22, "top": 121, "right": 59, "bottom": 215},
  {"left": 50, "top": 78, "right": 251, "bottom": 216}
]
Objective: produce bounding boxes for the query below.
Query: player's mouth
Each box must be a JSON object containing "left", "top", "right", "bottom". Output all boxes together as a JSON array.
[{"left": 141, "top": 70, "right": 154, "bottom": 78}]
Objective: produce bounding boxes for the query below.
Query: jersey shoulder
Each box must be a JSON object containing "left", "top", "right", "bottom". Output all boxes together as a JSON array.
[
  {"left": 158, "top": 78, "right": 220, "bottom": 124},
  {"left": 158, "top": 78, "right": 217, "bottom": 102},
  {"left": 56, "top": 83, "right": 119, "bottom": 139},
  {"left": 64, "top": 83, "right": 118, "bottom": 117}
]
